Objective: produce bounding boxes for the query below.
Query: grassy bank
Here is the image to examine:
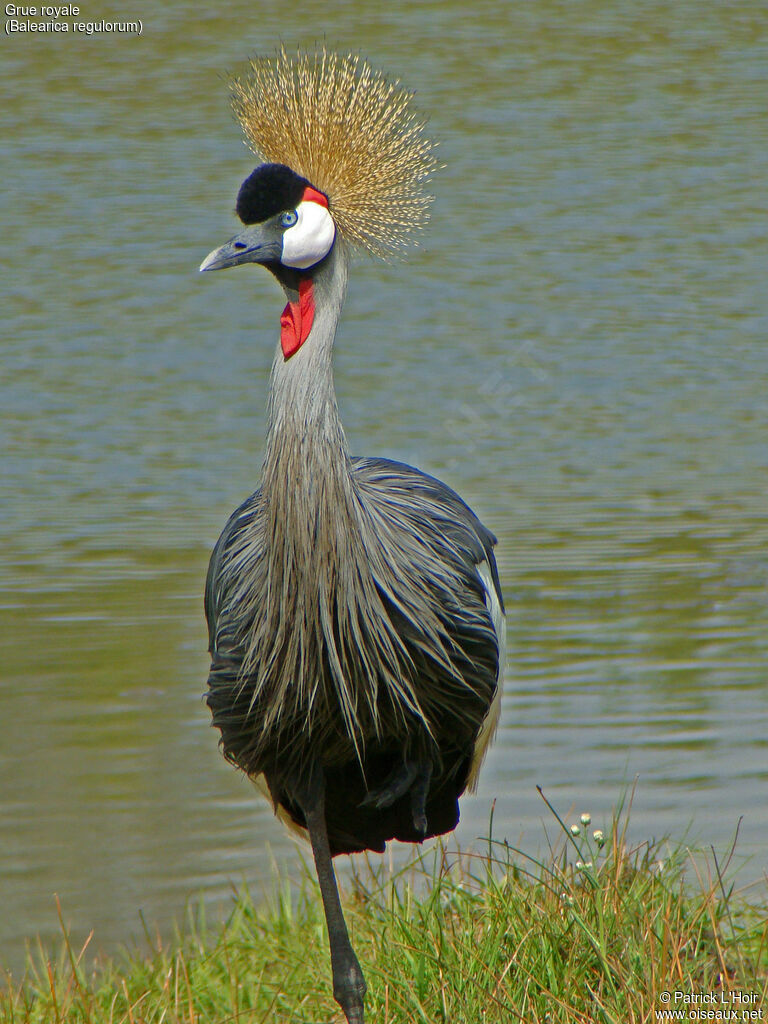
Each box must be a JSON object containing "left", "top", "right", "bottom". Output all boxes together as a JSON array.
[{"left": 2, "top": 793, "right": 766, "bottom": 1024}]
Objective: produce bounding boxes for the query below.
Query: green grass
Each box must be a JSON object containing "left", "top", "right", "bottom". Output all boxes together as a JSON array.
[{"left": 2, "top": 790, "right": 766, "bottom": 1024}]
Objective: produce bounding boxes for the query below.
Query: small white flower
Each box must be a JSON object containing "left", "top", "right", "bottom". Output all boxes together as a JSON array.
[
  {"left": 580, "top": 813, "right": 591, "bottom": 826},
  {"left": 570, "top": 824, "right": 581, "bottom": 836},
  {"left": 575, "top": 860, "right": 593, "bottom": 871},
  {"left": 592, "top": 829, "right": 605, "bottom": 847}
]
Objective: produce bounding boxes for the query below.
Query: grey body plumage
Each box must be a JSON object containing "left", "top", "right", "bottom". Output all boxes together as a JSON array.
[{"left": 200, "top": 49, "right": 505, "bottom": 1024}]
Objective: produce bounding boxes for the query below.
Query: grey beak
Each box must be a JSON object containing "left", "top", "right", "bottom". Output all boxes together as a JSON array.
[{"left": 199, "top": 224, "right": 283, "bottom": 272}]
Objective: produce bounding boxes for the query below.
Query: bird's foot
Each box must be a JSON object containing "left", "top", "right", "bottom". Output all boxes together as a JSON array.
[
  {"left": 360, "top": 759, "right": 419, "bottom": 809},
  {"left": 409, "top": 759, "right": 432, "bottom": 837},
  {"left": 360, "top": 758, "right": 432, "bottom": 836}
]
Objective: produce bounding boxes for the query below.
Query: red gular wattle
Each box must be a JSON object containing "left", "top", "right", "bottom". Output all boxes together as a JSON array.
[{"left": 280, "top": 277, "right": 316, "bottom": 358}]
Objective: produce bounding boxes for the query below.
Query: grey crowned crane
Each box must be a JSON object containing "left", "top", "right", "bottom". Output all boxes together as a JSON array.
[{"left": 200, "top": 48, "right": 505, "bottom": 1024}]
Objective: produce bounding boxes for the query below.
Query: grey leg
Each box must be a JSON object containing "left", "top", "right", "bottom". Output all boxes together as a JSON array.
[{"left": 297, "top": 765, "right": 367, "bottom": 1024}]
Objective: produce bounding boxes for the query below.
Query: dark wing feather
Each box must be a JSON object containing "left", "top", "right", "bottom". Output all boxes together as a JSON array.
[
  {"left": 351, "top": 456, "right": 504, "bottom": 612},
  {"left": 205, "top": 489, "right": 262, "bottom": 653}
]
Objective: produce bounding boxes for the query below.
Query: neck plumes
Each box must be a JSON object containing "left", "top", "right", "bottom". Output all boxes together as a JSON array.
[
  {"left": 258, "top": 242, "right": 375, "bottom": 749},
  {"left": 246, "top": 241, "right": 432, "bottom": 758},
  {"left": 263, "top": 241, "right": 350, "bottom": 504}
]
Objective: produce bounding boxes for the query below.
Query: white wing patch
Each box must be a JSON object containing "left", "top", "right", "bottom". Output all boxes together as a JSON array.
[
  {"left": 466, "top": 559, "right": 506, "bottom": 793},
  {"left": 281, "top": 201, "right": 336, "bottom": 269}
]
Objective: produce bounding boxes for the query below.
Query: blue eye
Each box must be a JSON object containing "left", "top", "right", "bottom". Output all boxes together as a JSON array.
[{"left": 281, "top": 210, "right": 298, "bottom": 227}]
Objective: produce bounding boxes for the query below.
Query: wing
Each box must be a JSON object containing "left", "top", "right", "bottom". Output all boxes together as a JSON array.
[
  {"left": 204, "top": 489, "right": 271, "bottom": 776},
  {"left": 352, "top": 456, "right": 504, "bottom": 613},
  {"left": 204, "top": 488, "right": 263, "bottom": 654},
  {"left": 351, "top": 456, "right": 505, "bottom": 786}
]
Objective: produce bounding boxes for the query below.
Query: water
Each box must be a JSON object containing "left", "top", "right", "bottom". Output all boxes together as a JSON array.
[{"left": 1, "top": 0, "right": 766, "bottom": 974}]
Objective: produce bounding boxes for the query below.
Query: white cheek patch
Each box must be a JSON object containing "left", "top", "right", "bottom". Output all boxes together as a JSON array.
[{"left": 281, "top": 201, "right": 336, "bottom": 269}]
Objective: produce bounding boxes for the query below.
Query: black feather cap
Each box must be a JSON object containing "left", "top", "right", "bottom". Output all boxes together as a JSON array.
[{"left": 236, "top": 162, "right": 320, "bottom": 225}]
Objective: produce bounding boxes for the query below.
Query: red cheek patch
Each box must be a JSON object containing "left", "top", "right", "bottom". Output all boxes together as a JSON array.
[
  {"left": 301, "top": 185, "right": 328, "bottom": 208},
  {"left": 280, "top": 277, "right": 316, "bottom": 358}
]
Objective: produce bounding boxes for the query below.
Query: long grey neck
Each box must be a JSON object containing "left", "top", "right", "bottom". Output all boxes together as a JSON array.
[{"left": 262, "top": 242, "right": 351, "bottom": 502}]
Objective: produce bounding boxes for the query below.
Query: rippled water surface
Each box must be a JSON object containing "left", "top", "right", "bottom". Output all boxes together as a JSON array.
[{"left": 1, "top": 0, "right": 766, "bottom": 972}]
